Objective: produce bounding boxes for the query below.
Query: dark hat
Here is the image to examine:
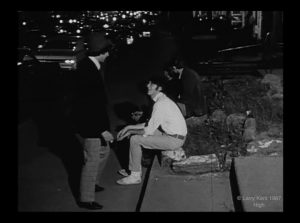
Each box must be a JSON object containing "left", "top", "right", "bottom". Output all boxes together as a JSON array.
[{"left": 87, "top": 32, "right": 112, "bottom": 54}]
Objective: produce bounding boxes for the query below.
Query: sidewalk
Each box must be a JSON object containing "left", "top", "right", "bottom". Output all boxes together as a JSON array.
[
  {"left": 140, "top": 156, "right": 234, "bottom": 212},
  {"left": 232, "top": 156, "right": 283, "bottom": 212},
  {"left": 18, "top": 119, "right": 146, "bottom": 212}
]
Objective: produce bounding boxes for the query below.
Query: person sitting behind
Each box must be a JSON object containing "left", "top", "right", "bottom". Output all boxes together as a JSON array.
[
  {"left": 163, "top": 57, "right": 207, "bottom": 117},
  {"left": 116, "top": 75, "right": 187, "bottom": 185}
]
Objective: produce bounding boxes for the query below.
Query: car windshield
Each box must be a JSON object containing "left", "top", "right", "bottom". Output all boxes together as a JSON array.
[{"left": 42, "top": 37, "right": 83, "bottom": 50}]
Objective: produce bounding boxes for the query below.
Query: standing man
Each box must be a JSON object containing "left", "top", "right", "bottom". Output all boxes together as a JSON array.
[
  {"left": 116, "top": 76, "right": 187, "bottom": 185},
  {"left": 166, "top": 57, "right": 207, "bottom": 117},
  {"left": 71, "top": 32, "right": 114, "bottom": 210}
]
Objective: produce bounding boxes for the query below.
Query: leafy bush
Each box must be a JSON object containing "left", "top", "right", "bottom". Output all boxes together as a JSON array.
[{"left": 183, "top": 75, "right": 283, "bottom": 170}]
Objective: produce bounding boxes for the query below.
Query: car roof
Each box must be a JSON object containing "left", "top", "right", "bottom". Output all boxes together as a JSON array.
[{"left": 47, "top": 35, "right": 84, "bottom": 41}]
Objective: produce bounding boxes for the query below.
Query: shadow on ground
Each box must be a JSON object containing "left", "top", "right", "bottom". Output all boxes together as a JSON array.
[
  {"left": 229, "top": 159, "right": 243, "bottom": 212},
  {"left": 31, "top": 101, "right": 84, "bottom": 202}
]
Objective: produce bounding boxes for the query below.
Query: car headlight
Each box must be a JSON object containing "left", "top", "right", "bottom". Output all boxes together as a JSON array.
[{"left": 65, "top": 60, "right": 75, "bottom": 64}]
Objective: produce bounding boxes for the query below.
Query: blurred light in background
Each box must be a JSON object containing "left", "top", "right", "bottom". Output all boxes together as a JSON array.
[{"left": 126, "top": 36, "right": 134, "bottom": 45}]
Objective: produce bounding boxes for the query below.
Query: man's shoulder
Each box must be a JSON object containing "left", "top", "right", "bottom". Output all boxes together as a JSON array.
[
  {"left": 184, "top": 67, "right": 198, "bottom": 76},
  {"left": 78, "top": 57, "right": 91, "bottom": 67},
  {"left": 77, "top": 57, "right": 95, "bottom": 72},
  {"left": 156, "top": 94, "right": 175, "bottom": 105}
]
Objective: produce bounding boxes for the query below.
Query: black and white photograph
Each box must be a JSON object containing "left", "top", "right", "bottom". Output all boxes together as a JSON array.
[{"left": 18, "top": 11, "right": 283, "bottom": 212}]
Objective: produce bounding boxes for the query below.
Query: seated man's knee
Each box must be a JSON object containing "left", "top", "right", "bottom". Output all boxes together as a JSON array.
[{"left": 130, "top": 135, "right": 143, "bottom": 144}]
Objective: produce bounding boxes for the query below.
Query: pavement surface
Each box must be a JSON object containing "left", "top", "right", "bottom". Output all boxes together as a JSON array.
[
  {"left": 140, "top": 156, "right": 234, "bottom": 212},
  {"left": 232, "top": 156, "right": 283, "bottom": 212}
]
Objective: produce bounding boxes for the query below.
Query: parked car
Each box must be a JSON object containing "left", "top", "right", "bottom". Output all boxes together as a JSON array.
[
  {"left": 18, "top": 47, "right": 64, "bottom": 123},
  {"left": 34, "top": 35, "right": 87, "bottom": 70}
]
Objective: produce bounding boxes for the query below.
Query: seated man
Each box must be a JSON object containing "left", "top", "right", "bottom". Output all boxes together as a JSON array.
[
  {"left": 116, "top": 76, "right": 188, "bottom": 185},
  {"left": 164, "top": 57, "right": 207, "bottom": 117}
]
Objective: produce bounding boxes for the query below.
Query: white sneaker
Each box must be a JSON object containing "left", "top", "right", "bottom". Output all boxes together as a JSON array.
[
  {"left": 118, "top": 169, "right": 130, "bottom": 177},
  {"left": 116, "top": 172, "right": 142, "bottom": 185}
]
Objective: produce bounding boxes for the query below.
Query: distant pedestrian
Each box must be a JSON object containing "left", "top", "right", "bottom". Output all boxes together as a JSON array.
[
  {"left": 71, "top": 32, "right": 114, "bottom": 210},
  {"left": 116, "top": 76, "right": 187, "bottom": 185}
]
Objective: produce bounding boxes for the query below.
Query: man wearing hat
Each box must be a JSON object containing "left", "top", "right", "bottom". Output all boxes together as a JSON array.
[{"left": 71, "top": 32, "right": 114, "bottom": 210}]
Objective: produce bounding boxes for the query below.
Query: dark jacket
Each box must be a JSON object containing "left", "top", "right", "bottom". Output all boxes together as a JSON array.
[
  {"left": 180, "top": 67, "right": 207, "bottom": 116},
  {"left": 71, "top": 57, "right": 110, "bottom": 138}
]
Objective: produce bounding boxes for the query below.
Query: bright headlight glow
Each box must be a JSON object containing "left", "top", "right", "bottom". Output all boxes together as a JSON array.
[
  {"left": 65, "top": 59, "right": 75, "bottom": 64},
  {"left": 103, "top": 24, "right": 109, "bottom": 28}
]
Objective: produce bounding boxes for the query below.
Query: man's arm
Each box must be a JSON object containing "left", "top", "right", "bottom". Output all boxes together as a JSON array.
[
  {"left": 117, "top": 123, "right": 146, "bottom": 141},
  {"left": 117, "top": 128, "right": 145, "bottom": 141}
]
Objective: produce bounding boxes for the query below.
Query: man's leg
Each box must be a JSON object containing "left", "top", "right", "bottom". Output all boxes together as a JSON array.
[
  {"left": 96, "top": 143, "right": 110, "bottom": 185},
  {"left": 116, "top": 133, "right": 184, "bottom": 185},
  {"left": 129, "top": 134, "right": 184, "bottom": 172},
  {"left": 80, "top": 138, "right": 101, "bottom": 202}
]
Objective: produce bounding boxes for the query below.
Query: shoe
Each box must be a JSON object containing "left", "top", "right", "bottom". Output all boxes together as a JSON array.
[
  {"left": 78, "top": 201, "right": 103, "bottom": 210},
  {"left": 95, "top": 185, "right": 105, "bottom": 192},
  {"left": 116, "top": 172, "right": 142, "bottom": 185},
  {"left": 118, "top": 169, "right": 130, "bottom": 177}
]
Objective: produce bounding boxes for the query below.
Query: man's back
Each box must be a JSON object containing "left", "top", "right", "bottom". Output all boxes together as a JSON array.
[{"left": 181, "top": 67, "right": 207, "bottom": 116}]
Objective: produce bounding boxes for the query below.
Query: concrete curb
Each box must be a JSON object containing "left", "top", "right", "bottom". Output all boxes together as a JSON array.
[{"left": 232, "top": 156, "right": 283, "bottom": 212}]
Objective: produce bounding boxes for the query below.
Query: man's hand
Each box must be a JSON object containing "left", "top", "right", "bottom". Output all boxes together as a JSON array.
[
  {"left": 117, "top": 129, "right": 146, "bottom": 141},
  {"left": 117, "top": 130, "right": 132, "bottom": 141},
  {"left": 117, "top": 126, "right": 130, "bottom": 141},
  {"left": 101, "top": 131, "right": 114, "bottom": 143}
]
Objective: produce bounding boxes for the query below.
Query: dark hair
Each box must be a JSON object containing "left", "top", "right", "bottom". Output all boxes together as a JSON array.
[
  {"left": 148, "top": 75, "right": 168, "bottom": 92},
  {"left": 87, "top": 44, "right": 113, "bottom": 56},
  {"left": 173, "top": 57, "right": 186, "bottom": 69}
]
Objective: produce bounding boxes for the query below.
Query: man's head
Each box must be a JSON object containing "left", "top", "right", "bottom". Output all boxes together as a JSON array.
[
  {"left": 164, "top": 57, "right": 185, "bottom": 79},
  {"left": 86, "top": 32, "right": 113, "bottom": 62},
  {"left": 146, "top": 76, "right": 167, "bottom": 98}
]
